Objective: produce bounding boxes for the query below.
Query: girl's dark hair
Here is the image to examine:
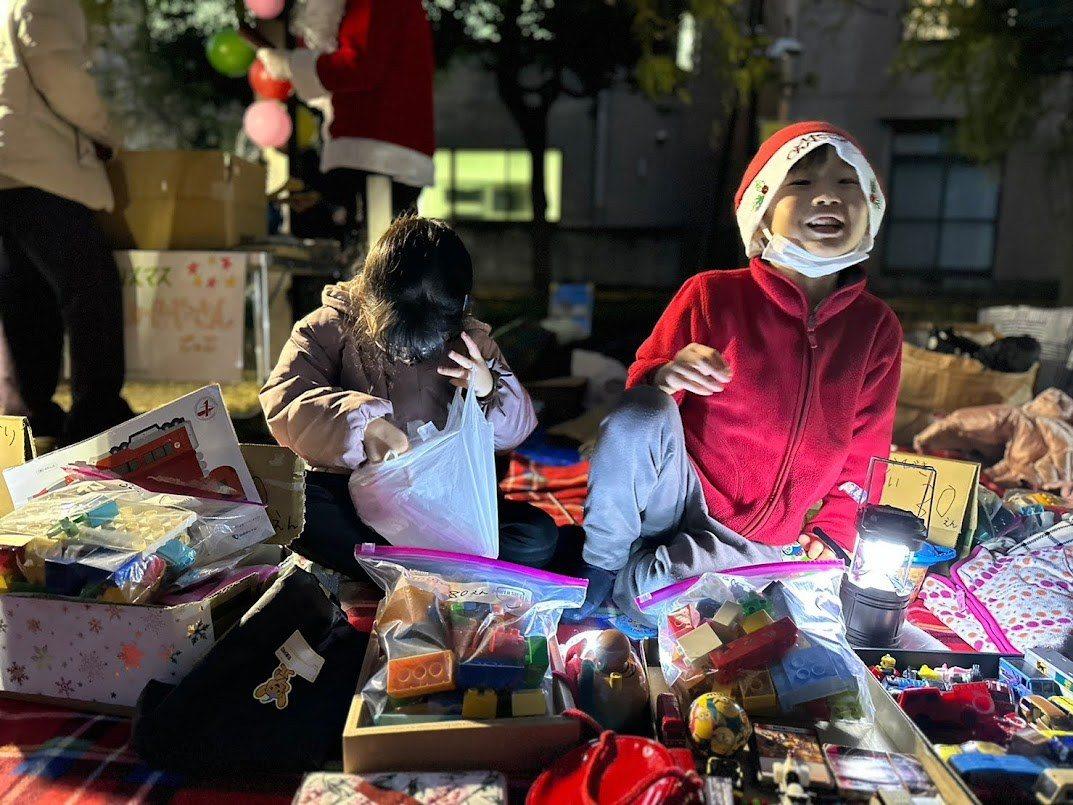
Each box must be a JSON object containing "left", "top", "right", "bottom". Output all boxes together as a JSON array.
[{"left": 346, "top": 216, "right": 473, "bottom": 364}]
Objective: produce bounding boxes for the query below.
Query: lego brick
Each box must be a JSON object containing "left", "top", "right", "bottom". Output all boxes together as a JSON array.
[
  {"left": 710, "top": 601, "right": 744, "bottom": 643},
  {"left": 386, "top": 650, "right": 456, "bottom": 699},
  {"left": 456, "top": 659, "right": 524, "bottom": 691},
  {"left": 474, "top": 627, "right": 526, "bottom": 663},
  {"left": 677, "top": 623, "right": 723, "bottom": 664},
  {"left": 695, "top": 598, "right": 722, "bottom": 620},
  {"left": 511, "top": 688, "right": 547, "bottom": 717},
  {"left": 667, "top": 604, "right": 700, "bottom": 639},
  {"left": 462, "top": 688, "right": 498, "bottom": 719},
  {"left": 382, "top": 582, "right": 438, "bottom": 626},
  {"left": 739, "top": 592, "right": 772, "bottom": 617},
  {"left": 738, "top": 670, "right": 778, "bottom": 716},
  {"left": 770, "top": 642, "right": 855, "bottom": 709},
  {"left": 741, "top": 610, "right": 774, "bottom": 634},
  {"left": 711, "top": 681, "right": 736, "bottom": 700},
  {"left": 524, "top": 636, "right": 549, "bottom": 688},
  {"left": 709, "top": 617, "right": 798, "bottom": 684}
]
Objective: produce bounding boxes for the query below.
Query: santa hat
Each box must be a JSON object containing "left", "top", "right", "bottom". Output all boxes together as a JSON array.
[{"left": 734, "top": 121, "right": 886, "bottom": 258}]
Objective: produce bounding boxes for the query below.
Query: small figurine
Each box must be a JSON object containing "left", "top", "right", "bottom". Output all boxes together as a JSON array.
[
  {"left": 688, "top": 692, "right": 752, "bottom": 756},
  {"left": 577, "top": 629, "right": 649, "bottom": 731},
  {"left": 773, "top": 754, "right": 812, "bottom": 804},
  {"left": 879, "top": 654, "right": 897, "bottom": 674}
]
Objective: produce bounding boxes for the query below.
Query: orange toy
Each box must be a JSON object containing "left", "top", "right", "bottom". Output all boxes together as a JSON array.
[{"left": 387, "top": 651, "right": 457, "bottom": 699}]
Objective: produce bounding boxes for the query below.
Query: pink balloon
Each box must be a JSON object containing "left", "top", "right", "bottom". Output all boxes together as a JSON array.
[
  {"left": 244, "top": 0, "right": 285, "bottom": 19},
  {"left": 243, "top": 100, "right": 292, "bottom": 149}
]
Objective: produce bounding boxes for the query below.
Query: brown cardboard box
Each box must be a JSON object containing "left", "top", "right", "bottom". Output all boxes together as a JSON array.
[
  {"left": 342, "top": 634, "right": 580, "bottom": 775},
  {"left": 240, "top": 443, "right": 305, "bottom": 545},
  {"left": 0, "top": 417, "right": 34, "bottom": 517},
  {"left": 100, "top": 151, "right": 267, "bottom": 250}
]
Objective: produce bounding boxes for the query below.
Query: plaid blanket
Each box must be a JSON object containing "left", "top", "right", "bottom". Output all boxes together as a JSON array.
[
  {"left": 0, "top": 698, "right": 300, "bottom": 804},
  {"left": 500, "top": 456, "right": 589, "bottom": 527}
]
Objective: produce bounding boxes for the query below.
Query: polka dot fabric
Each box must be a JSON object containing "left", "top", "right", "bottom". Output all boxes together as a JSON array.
[{"left": 919, "top": 545, "right": 1073, "bottom": 654}]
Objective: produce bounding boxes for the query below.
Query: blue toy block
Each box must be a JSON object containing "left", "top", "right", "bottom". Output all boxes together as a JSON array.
[
  {"left": 948, "top": 752, "right": 1046, "bottom": 790},
  {"left": 769, "top": 641, "right": 855, "bottom": 709},
  {"left": 457, "top": 659, "right": 524, "bottom": 691}
]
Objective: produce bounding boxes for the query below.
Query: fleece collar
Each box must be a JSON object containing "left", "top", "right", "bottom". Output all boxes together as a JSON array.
[{"left": 749, "top": 258, "right": 866, "bottom": 326}]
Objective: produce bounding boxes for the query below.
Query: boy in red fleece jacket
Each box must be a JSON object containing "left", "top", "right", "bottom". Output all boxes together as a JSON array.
[{"left": 571, "top": 121, "right": 902, "bottom": 623}]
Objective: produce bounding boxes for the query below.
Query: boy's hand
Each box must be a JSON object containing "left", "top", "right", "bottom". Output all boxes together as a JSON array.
[
  {"left": 798, "top": 533, "right": 836, "bottom": 561},
  {"left": 364, "top": 418, "right": 410, "bottom": 464},
  {"left": 654, "top": 343, "right": 733, "bottom": 396},
  {"left": 437, "top": 331, "right": 494, "bottom": 398}
]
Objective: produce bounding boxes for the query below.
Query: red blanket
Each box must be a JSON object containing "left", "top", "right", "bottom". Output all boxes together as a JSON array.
[{"left": 500, "top": 456, "right": 589, "bottom": 527}]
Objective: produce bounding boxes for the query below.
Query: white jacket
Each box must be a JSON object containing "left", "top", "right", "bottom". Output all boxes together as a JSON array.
[{"left": 0, "top": 0, "right": 117, "bottom": 210}]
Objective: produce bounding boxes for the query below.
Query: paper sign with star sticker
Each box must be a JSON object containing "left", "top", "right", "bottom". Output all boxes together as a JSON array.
[{"left": 117, "top": 250, "right": 248, "bottom": 383}]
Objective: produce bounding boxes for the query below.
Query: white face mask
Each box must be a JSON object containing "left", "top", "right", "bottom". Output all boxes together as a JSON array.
[{"left": 760, "top": 227, "right": 871, "bottom": 279}]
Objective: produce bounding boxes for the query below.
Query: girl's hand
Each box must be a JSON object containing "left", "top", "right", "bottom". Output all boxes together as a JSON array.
[
  {"left": 364, "top": 418, "right": 410, "bottom": 464},
  {"left": 437, "top": 331, "right": 494, "bottom": 398},
  {"left": 654, "top": 343, "right": 733, "bottom": 396},
  {"left": 798, "top": 533, "right": 836, "bottom": 561}
]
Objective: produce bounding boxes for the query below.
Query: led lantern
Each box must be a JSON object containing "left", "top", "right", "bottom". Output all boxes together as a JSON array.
[{"left": 840, "top": 502, "right": 927, "bottom": 646}]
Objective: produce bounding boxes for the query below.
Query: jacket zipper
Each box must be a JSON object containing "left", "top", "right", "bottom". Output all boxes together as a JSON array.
[{"left": 741, "top": 311, "right": 818, "bottom": 538}]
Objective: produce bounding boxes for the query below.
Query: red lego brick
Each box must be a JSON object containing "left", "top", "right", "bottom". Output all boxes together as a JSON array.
[
  {"left": 667, "top": 604, "right": 700, "bottom": 639},
  {"left": 708, "top": 617, "right": 798, "bottom": 684}
]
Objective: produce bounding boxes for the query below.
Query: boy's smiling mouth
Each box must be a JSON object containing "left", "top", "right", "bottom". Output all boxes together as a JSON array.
[{"left": 804, "top": 214, "right": 845, "bottom": 238}]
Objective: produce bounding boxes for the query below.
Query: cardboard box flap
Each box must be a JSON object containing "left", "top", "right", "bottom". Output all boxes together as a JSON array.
[
  {"left": 109, "top": 151, "right": 267, "bottom": 204},
  {"left": 241, "top": 443, "right": 305, "bottom": 545},
  {"left": 0, "top": 416, "right": 34, "bottom": 517}
]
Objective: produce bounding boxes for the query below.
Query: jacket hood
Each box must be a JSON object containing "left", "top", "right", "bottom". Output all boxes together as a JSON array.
[{"left": 321, "top": 283, "right": 353, "bottom": 315}]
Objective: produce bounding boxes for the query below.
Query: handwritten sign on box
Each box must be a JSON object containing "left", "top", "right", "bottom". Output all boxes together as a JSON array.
[
  {"left": 880, "top": 451, "right": 980, "bottom": 549},
  {"left": 0, "top": 417, "right": 33, "bottom": 517},
  {"left": 117, "top": 251, "right": 247, "bottom": 383}
]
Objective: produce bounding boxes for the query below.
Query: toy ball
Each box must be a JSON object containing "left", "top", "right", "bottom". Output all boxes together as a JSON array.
[
  {"left": 244, "top": 0, "right": 285, "bottom": 19},
  {"left": 688, "top": 692, "right": 752, "bottom": 756},
  {"left": 249, "top": 59, "right": 293, "bottom": 101},
  {"left": 206, "top": 29, "right": 256, "bottom": 78},
  {"left": 244, "top": 100, "right": 292, "bottom": 149}
]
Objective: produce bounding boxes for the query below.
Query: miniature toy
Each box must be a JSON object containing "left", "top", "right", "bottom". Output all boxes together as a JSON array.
[
  {"left": 1007, "top": 726, "right": 1052, "bottom": 757},
  {"left": 898, "top": 683, "right": 1003, "bottom": 743},
  {"left": 1020, "top": 694, "right": 1073, "bottom": 730},
  {"left": 656, "top": 693, "right": 690, "bottom": 747},
  {"left": 948, "top": 751, "right": 1046, "bottom": 791},
  {"left": 462, "top": 688, "right": 497, "bottom": 719},
  {"left": 576, "top": 630, "right": 648, "bottom": 731},
  {"left": 1035, "top": 768, "right": 1073, "bottom": 805},
  {"left": 879, "top": 654, "right": 897, "bottom": 674},
  {"left": 1001, "top": 657, "right": 1061, "bottom": 700},
  {"left": 688, "top": 692, "right": 752, "bottom": 756},
  {"left": 511, "top": 688, "right": 546, "bottom": 717},
  {"left": 386, "top": 650, "right": 456, "bottom": 699},
  {"left": 773, "top": 754, "right": 812, "bottom": 804}
]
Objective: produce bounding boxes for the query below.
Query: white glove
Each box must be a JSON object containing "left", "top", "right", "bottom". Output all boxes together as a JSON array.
[{"left": 257, "top": 48, "right": 293, "bottom": 81}]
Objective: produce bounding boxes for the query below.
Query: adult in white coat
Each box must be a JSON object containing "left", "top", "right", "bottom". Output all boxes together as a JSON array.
[{"left": 0, "top": 0, "right": 132, "bottom": 444}]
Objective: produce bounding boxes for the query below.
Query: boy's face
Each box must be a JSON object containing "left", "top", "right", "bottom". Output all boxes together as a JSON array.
[{"left": 765, "top": 147, "right": 869, "bottom": 258}]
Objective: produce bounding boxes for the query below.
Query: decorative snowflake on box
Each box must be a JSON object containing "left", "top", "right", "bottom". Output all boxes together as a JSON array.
[
  {"left": 27, "top": 619, "right": 41, "bottom": 634},
  {"left": 78, "top": 651, "right": 106, "bottom": 682},
  {"left": 88, "top": 618, "right": 103, "bottom": 635},
  {"left": 30, "top": 645, "right": 51, "bottom": 670},
  {"left": 6, "top": 662, "right": 27, "bottom": 686},
  {"left": 187, "top": 620, "right": 209, "bottom": 645},
  {"left": 55, "top": 678, "right": 75, "bottom": 697},
  {"left": 117, "top": 643, "right": 144, "bottom": 671},
  {"left": 107, "top": 605, "right": 123, "bottom": 621}
]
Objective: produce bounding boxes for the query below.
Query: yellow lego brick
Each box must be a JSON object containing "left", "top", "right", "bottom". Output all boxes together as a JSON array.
[
  {"left": 741, "top": 610, "right": 775, "bottom": 634},
  {"left": 462, "top": 688, "right": 498, "bottom": 719},
  {"left": 739, "top": 670, "right": 779, "bottom": 716},
  {"left": 511, "top": 688, "right": 547, "bottom": 717},
  {"left": 677, "top": 623, "right": 723, "bottom": 664}
]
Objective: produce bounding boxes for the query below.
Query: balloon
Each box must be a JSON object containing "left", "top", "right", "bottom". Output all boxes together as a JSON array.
[
  {"left": 245, "top": 0, "right": 285, "bottom": 19},
  {"left": 206, "top": 29, "right": 256, "bottom": 78},
  {"left": 249, "top": 59, "right": 294, "bottom": 101},
  {"left": 244, "top": 100, "right": 292, "bottom": 149}
]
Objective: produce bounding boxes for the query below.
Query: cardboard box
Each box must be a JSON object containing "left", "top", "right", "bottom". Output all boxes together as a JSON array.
[
  {"left": 100, "top": 151, "right": 267, "bottom": 250},
  {"left": 241, "top": 443, "right": 305, "bottom": 546},
  {"left": 0, "top": 417, "right": 34, "bottom": 518},
  {"left": 0, "top": 575, "right": 259, "bottom": 713},
  {"left": 342, "top": 634, "right": 580, "bottom": 775}
]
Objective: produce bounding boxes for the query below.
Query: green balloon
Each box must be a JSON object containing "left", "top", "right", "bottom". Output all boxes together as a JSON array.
[{"left": 206, "top": 29, "right": 256, "bottom": 78}]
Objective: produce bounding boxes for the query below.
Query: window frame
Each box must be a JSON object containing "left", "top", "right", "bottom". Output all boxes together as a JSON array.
[{"left": 883, "top": 126, "right": 1004, "bottom": 279}]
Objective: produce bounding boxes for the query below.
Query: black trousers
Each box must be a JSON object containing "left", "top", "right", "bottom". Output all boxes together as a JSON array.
[
  {"left": 321, "top": 169, "right": 423, "bottom": 254},
  {"left": 0, "top": 188, "right": 131, "bottom": 442},
  {"left": 296, "top": 471, "right": 560, "bottom": 576}
]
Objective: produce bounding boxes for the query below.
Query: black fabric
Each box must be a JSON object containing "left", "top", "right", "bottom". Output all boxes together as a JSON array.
[
  {"left": 976, "top": 335, "right": 1041, "bottom": 374},
  {"left": 0, "top": 187, "right": 132, "bottom": 443},
  {"left": 132, "top": 568, "right": 367, "bottom": 774},
  {"left": 296, "top": 470, "right": 560, "bottom": 576}
]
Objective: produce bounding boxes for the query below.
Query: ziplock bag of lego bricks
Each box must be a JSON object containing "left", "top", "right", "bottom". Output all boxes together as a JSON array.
[
  {"left": 353, "top": 544, "right": 587, "bottom": 724},
  {"left": 348, "top": 389, "right": 498, "bottom": 558},
  {"left": 636, "top": 562, "right": 875, "bottom": 725},
  {"left": 3, "top": 466, "right": 272, "bottom": 604}
]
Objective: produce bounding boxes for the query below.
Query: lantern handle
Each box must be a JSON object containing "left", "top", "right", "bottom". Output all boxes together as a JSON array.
[{"left": 864, "top": 456, "right": 937, "bottom": 534}]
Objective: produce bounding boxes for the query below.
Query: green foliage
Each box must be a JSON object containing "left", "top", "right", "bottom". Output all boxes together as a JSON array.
[
  {"left": 81, "top": 0, "right": 249, "bottom": 150},
  {"left": 896, "top": 0, "right": 1073, "bottom": 162}
]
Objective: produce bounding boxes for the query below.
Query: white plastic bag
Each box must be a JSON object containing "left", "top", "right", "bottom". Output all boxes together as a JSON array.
[{"left": 349, "top": 389, "right": 499, "bottom": 557}]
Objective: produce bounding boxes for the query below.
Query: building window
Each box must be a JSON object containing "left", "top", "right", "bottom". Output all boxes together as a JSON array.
[
  {"left": 884, "top": 127, "right": 1001, "bottom": 276},
  {"left": 419, "top": 149, "right": 563, "bottom": 223}
]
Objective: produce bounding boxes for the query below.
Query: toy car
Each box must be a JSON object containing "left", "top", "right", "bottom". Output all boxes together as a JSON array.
[{"left": 1035, "top": 768, "right": 1073, "bottom": 804}]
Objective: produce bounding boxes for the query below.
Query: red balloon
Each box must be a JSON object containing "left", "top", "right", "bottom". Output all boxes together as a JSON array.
[{"left": 249, "top": 59, "right": 293, "bottom": 101}]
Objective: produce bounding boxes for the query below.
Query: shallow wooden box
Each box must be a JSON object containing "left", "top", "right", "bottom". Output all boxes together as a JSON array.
[{"left": 342, "top": 631, "right": 580, "bottom": 775}]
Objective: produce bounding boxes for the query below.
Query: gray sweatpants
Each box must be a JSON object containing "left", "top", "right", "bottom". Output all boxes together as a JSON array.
[{"left": 584, "top": 385, "right": 786, "bottom": 624}]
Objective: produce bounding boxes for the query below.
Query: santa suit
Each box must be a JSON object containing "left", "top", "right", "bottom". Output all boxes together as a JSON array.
[{"left": 287, "top": 0, "right": 435, "bottom": 189}]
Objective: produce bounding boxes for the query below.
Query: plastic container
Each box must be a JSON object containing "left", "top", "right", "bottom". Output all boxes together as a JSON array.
[{"left": 907, "top": 543, "right": 957, "bottom": 602}]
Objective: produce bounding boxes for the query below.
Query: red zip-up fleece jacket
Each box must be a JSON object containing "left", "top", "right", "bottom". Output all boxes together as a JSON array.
[{"left": 627, "top": 258, "right": 902, "bottom": 552}]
